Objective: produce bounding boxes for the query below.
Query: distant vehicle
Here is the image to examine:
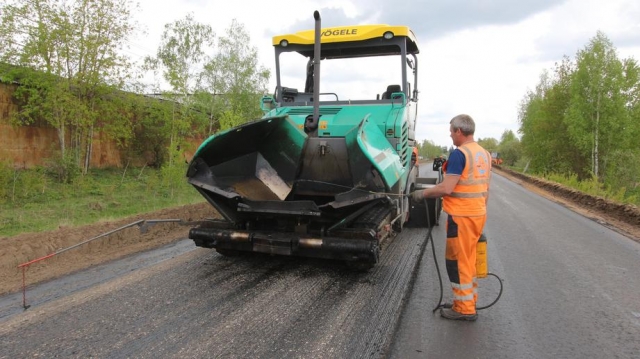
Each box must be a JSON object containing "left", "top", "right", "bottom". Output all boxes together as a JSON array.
[{"left": 491, "top": 152, "right": 503, "bottom": 165}]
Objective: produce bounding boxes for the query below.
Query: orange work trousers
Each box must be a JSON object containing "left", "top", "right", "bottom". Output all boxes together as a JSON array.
[{"left": 445, "top": 214, "right": 487, "bottom": 315}]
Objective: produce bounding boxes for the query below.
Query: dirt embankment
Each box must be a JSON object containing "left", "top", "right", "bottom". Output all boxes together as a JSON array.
[
  {"left": 0, "top": 203, "right": 218, "bottom": 295},
  {"left": 494, "top": 165, "right": 640, "bottom": 241}
]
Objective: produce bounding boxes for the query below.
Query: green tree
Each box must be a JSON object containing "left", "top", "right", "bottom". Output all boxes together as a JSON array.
[
  {"left": 496, "top": 130, "right": 521, "bottom": 166},
  {"left": 519, "top": 60, "right": 579, "bottom": 174},
  {"left": 145, "top": 14, "right": 214, "bottom": 164},
  {"left": 518, "top": 31, "right": 640, "bottom": 203},
  {"left": 603, "top": 57, "right": 640, "bottom": 197},
  {"left": 124, "top": 98, "right": 172, "bottom": 167},
  {"left": 418, "top": 139, "right": 447, "bottom": 159},
  {"left": 477, "top": 137, "right": 498, "bottom": 153},
  {"left": 566, "top": 31, "right": 627, "bottom": 180},
  {"left": 199, "top": 19, "right": 270, "bottom": 132},
  {"left": 620, "top": 58, "right": 640, "bottom": 148},
  {"left": 0, "top": 0, "right": 140, "bottom": 174},
  {"left": 499, "top": 130, "right": 517, "bottom": 144},
  {"left": 518, "top": 72, "right": 548, "bottom": 171}
]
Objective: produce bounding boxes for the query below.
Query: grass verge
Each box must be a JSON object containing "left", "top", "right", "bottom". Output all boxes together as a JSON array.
[
  {"left": 501, "top": 165, "right": 638, "bottom": 206},
  {"left": 0, "top": 164, "right": 204, "bottom": 237}
]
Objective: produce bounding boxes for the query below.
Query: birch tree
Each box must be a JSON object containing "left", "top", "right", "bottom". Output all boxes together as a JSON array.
[
  {"left": 0, "top": 0, "right": 140, "bottom": 175},
  {"left": 144, "top": 14, "right": 214, "bottom": 162},
  {"left": 518, "top": 31, "right": 640, "bottom": 201},
  {"left": 604, "top": 58, "right": 640, "bottom": 193},
  {"left": 566, "top": 32, "right": 626, "bottom": 179},
  {"left": 518, "top": 70, "right": 553, "bottom": 172},
  {"left": 199, "top": 19, "right": 269, "bottom": 132}
]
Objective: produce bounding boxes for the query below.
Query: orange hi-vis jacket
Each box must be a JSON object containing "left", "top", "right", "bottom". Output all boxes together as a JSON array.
[{"left": 443, "top": 142, "right": 491, "bottom": 217}]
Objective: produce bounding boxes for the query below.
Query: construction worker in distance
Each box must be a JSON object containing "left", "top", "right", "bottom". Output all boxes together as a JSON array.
[
  {"left": 411, "top": 146, "right": 419, "bottom": 169},
  {"left": 433, "top": 155, "right": 446, "bottom": 172},
  {"left": 411, "top": 114, "right": 491, "bottom": 321}
]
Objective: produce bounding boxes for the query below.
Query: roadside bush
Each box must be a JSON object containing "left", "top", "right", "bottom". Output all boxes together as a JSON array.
[
  {"left": 603, "top": 150, "right": 640, "bottom": 202},
  {"left": 46, "top": 152, "right": 81, "bottom": 184},
  {"left": 161, "top": 147, "right": 189, "bottom": 199},
  {"left": 544, "top": 172, "right": 635, "bottom": 205},
  {"left": 510, "top": 157, "right": 531, "bottom": 173},
  {"left": 14, "top": 167, "right": 47, "bottom": 201},
  {"left": 0, "top": 162, "right": 47, "bottom": 203},
  {"left": 0, "top": 161, "right": 13, "bottom": 202},
  {"left": 499, "top": 140, "right": 522, "bottom": 166}
]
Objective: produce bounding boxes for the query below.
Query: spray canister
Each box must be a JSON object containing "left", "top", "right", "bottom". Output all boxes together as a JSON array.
[{"left": 476, "top": 233, "right": 488, "bottom": 278}]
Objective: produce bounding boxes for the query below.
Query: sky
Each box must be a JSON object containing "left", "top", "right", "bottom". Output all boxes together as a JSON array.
[{"left": 129, "top": 0, "right": 640, "bottom": 148}]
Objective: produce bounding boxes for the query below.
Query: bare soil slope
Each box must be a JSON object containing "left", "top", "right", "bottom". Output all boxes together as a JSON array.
[{"left": 0, "top": 203, "right": 217, "bottom": 295}]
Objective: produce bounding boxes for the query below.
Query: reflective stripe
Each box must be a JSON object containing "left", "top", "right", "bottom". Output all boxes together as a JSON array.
[
  {"left": 449, "top": 192, "right": 487, "bottom": 198},
  {"left": 453, "top": 293, "right": 475, "bottom": 301},
  {"left": 451, "top": 282, "right": 475, "bottom": 290},
  {"left": 458, "top": 178, "right": 490, "bottom": 185}
]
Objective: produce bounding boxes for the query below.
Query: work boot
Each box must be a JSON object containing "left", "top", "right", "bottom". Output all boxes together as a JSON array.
[
  {"left": 440, "top": 308, "right": 477, "bottom": 321},
  {"left": 441, "top": 302, "right": 477, "bottom": 310}
]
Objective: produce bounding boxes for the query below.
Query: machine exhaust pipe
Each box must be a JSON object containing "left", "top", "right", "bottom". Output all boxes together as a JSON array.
[{"left": 305, "top": 10, "right": 321, "bottom": 135}]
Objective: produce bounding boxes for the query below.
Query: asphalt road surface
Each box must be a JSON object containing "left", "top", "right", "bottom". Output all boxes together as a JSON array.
[
  {"left": 0, "top": 227, "right": 429, "bottom": 358},
  {"left": 389, "top": 172, "right": 640, "bottom": 359},
  {"left": 2, "top": 170, "right": 640, "bottom": 358}
]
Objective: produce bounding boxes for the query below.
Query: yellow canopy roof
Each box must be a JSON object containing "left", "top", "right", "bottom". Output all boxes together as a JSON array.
[{"left": 272, "top": 24, "right": 417, "bottom": 48}]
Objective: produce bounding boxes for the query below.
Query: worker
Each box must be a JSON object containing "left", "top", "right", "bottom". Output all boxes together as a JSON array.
[
  {"left": 433, "top": 155, "right": 446, "bottom": 171},
  {"left": 411, "top": 146, "right": 419, "bottom": 168},
  {"left": 411, "top": 114, "right": 491, "bottom": 321}
]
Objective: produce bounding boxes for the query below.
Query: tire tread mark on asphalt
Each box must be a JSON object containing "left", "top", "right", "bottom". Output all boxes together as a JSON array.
[
  {"left": 347, "top": 228, "right": 429, "bottom": 358},
  {"left": 105, "top": 253, "right": 295, "bottom": 358},
  {"left": 0, "top": 228, "right": 430, "bottom": 358}
]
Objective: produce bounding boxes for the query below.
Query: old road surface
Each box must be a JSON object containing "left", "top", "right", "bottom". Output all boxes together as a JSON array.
[{"left": 2, "top": 170, "right": 640, "bottom": 358}]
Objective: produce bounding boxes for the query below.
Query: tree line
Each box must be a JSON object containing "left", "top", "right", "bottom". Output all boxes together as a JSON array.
[
  {"left": 417, "top": 128, "right": 522, "bottom": 167},
  {"left": 422, "top": 32, "right": 638, "bottom": 205},
  {"left": 3, "top": 2, "right": 637, "bottom": 204},
  {"left": 518, "top": 31, "right": 639, "bottom": 203},
  {"left": 0, "top": 0, "right": 269, "bottom": 179}
]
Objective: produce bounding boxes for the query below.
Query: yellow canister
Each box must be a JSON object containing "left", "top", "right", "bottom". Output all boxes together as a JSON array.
[{"left": 476, "top": 233, "right": 488, "bottom": 278}]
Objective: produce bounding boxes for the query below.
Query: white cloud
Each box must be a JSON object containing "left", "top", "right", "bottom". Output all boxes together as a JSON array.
[
  {"left": 415, "top": 0, "right": 640, "bottom": 146},
  {"left": 416, "top": 15, "right": 554, "bottom": 146},
  {"left": 130, "top": 0, "right": 640, "bottom": 148}
]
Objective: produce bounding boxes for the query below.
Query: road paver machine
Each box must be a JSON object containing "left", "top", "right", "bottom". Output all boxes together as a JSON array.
[{"left": 187, "top": 12, "right": 441, "bottom": 268}]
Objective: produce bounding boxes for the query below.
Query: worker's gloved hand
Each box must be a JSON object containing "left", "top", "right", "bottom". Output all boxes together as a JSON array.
[{"left": 410, "top": 190, "right": 424, "bottom": 203}]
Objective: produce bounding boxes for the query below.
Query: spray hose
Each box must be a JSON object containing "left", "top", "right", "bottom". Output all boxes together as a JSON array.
[
  {"left": 421, "top": 197, "right": 503, "bottom": 313},
  {"left": 275, "top": 177, "right": 504, "bottom": 310}
]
